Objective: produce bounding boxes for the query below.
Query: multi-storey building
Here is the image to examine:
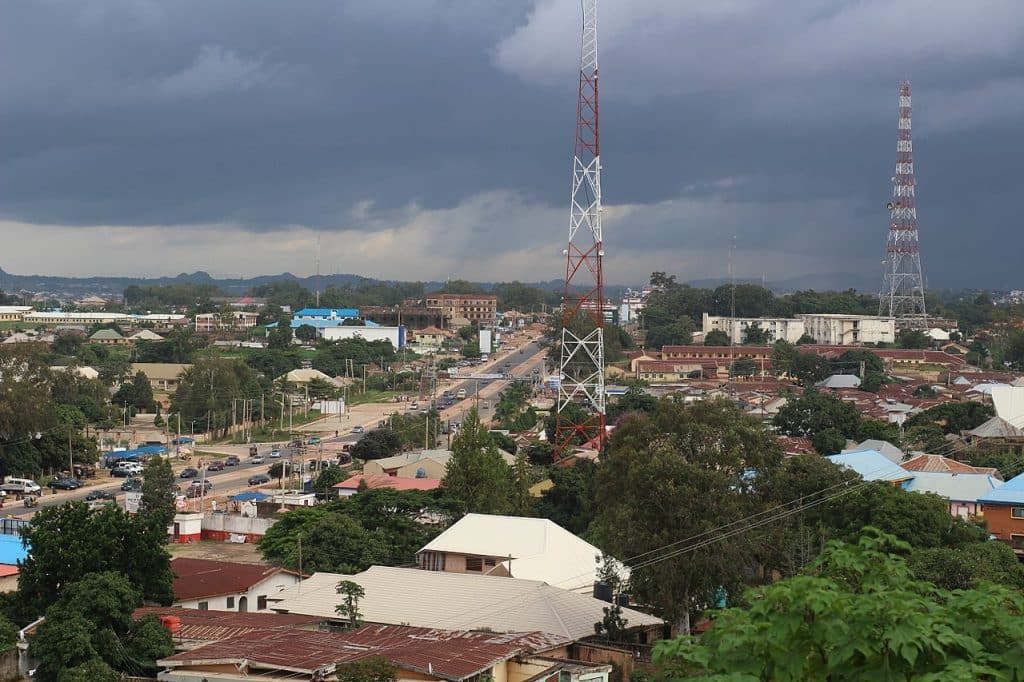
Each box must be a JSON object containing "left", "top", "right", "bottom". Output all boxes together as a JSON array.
[
  {"left": 194, "top": 311, "right": 259, "bottom": 333},
  {"left": 425, "top": 294, "right": 497, "bottom": 326},
  {"left": 702, "top": 313, "right": 805, "bottom": 344},
  {"left": 799, "top": 314, "right": 896, "bottom": 346}
]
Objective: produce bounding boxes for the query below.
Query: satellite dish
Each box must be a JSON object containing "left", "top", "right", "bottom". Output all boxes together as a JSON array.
[{"left": 886, "top": 202, "right": 894, "bottom": 210}]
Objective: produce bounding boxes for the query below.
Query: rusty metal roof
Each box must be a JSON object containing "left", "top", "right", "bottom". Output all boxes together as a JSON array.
[
  {"left": 133, "top": 607, "right": 322, "bottom": 643},
  {"left": 160, "top": 624, "right": 568, "bottom": 680}
]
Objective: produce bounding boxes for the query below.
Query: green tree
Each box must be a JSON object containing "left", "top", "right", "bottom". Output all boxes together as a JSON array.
[
  {"left": 443, "top": 409, "right": 511, "bottom": 514},
  {"left": 535, "top": 459, "right": 596, "bottom": 535},
  {"left": 295, "top": 324, "right": 318, "bottom": 343},
  {"left": 335, "top": 579, "right": 366, "bottom": 628},
  {"left": 336, "top": 657, "right": 398, "bottom": 682},
  {"left": 772, "top": 389, "right": 862, "bottom": 453},
  {"left": 17, "top": 503, "right": 174, "bottom": 620},
  {"left": 904, "top": 423, "right": 948, "bottom": 451},
  {"left": 267, "top": 323, "right": 294, "bottom": 350},
  {"left": 593, "top": 398, "right": 782, "bottom": 633},
  {"left": 905, "top": 401, "right": 994, "bottom": 435},
  {"left": 909, "top": 541, "right": 1024, "bottom": 591},
  {"left": 313, "top": 466, "right": 350, "bottom": 496},
  {"left": 729, "top": 357, "right": 758, "bottom": 377},
  {"left": 898, "top": 328, "right": 932, "bottom": 349},
  {"left": 652, "top": 530, "right": 1024, "bottom": 681},
  {"left": 703, "top": 329, "right": 730, "bottom": 346},
  {"left": 968, "top": 449, "right": 1024, "bottom": 480},
  {"left": 510, "top": 453, "right": 534, "bottom": 517},
  {"left": 140, "top": 455, "right": 176, "bottom": 531},
  {"left": 855, "top": 419, "right": 901, "bottom": 445},
  {"left": 811, "top": 427, "right": 847, "bottom": 455},
  {"left": 113, "top": 371, "right": 155, "bottom": 412},
  {"left": 742, "top": 324, "right": 771, "bottom": 345},
  {"left": 645, "top": 319, "right": 697, "bottom": 349}
]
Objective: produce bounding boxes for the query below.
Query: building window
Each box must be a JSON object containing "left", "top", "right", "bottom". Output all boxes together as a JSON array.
[
  {"left": 226, "top": 596, "right": 235, "bottom": 609},
  {"left": 483, "top": 558, "right": 496, "bottom": 567},
  {"left": 465, "top": 557, "right": 483, "bottom": 572},
  {"left": 1012, "top": 535, "right": 1024, "bottom": 550},
  {"left": 258, "top": 596, "right": 268, "bottom": 611},
  {"left": 198, "top": 601, "right": 209, "bottom": 611},
  {"left": 1012, "top": 508, "right": 1024, "bottom": 520}
]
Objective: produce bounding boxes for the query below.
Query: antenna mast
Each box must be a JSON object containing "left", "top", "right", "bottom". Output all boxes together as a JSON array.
[
  {"left": 880, "top": 81, "right": 927, "bottom": 326},
  {"left": 315, "top": 234, "right": 321, "bottom": 308},
  {"left": 555, "top": 0, "right": 605, "bottom": 461}
]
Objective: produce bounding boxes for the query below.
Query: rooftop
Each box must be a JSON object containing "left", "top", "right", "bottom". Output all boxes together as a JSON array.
[
  {"left": 979, "top": 472, "right": 1024, "bottom": 506},
  {"left": 160, "top": 624, "right": 565, "bottom": 681},
  {"left": 133, "top": 607, "right": 321, "bottom": 644},
  {"left": 826, "top": 450, "right": 914, "bottom": 483},
  {"left": 905, "top": 472, "right": 1000, "bottom": 503},
  {"left": 171, "top": 558, "right": 289, "bottom": 601},
  {"left": 419, "top": 513, "right": 621, "bottom": 592},
  {"left": 900, "top": 453, "right": 999, "bottom": 477},
  {"left": 271, "top": 566, "right": 663, "bottom": 641},
  {"left": 334, "top": 474, "right": 441, "bottom": 492}
]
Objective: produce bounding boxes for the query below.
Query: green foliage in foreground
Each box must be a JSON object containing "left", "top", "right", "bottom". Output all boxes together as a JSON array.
[{"left": 653, "top": 529, "right": 1024, "bottom": 681}]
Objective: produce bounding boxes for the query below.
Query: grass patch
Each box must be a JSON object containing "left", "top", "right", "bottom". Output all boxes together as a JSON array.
[{"left": 347, "top": 390, "right": 398, "bottom": 406}]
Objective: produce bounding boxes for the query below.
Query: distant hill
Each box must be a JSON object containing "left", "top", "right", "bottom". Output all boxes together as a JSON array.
[{"left": 685, "top": 272, "right": 879, "bottom": 294}]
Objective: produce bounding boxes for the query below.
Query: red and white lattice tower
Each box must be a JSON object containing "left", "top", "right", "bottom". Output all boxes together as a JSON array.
[
  {"left": 880, "top": 81, "right": 928, "bottom": 324},
  {"left": 555, "top": 0, "right": 605, "bottom": 460}
]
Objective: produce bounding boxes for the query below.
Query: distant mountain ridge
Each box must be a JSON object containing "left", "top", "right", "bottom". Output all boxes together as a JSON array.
[{"left": 0, "top": 266, "right": 876, "bottom": 300}]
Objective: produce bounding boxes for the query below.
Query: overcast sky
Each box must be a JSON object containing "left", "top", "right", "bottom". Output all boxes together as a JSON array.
[{"left": 2, "top": 0, "right": 1023, "bottom": 289}]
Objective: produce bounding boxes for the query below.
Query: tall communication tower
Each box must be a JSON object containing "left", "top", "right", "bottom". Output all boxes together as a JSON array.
[
  {"left": 880, "top": 81, "right": 927, "bottom": 324},
  {"left": 555, "top": 0, "right": 605, "bottom": 460}
]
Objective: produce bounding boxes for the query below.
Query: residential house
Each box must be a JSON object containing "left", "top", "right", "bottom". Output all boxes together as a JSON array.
[
  {"left": 157, "top": 624, "right": 611, "bottom": 682},
  {"left": 333, "top": 474, "right": 440, "bottom": 497},
  {"left": 270, "top": 566, "right": 665, "bottom": 651},
  {"left": 130, "top": 329, "right": 165, "bottom": 342},
  {"left": 278, "top": 368, "right": 345, "bottom": 388},
  {"left": 905, "top": 472, "right": 1000, "bottom": 518},
  {"left": 195, "top": 311, "right": 259, "bottom": 333},
  {"left": 900, "top": 453, "right": 1000, "bottom": 478},
  {"left": 362, "top": 449, "right": 516, "bottom": 479},
  {"left": 412, "top": 325, "right": 450, "bottom": 350},
  {"left": 89, "top": 328, "right": 128, "bottom": 345},
  {"left": 49, "top": 365, "right": 100, "bottom": 380},
  {"left": 978, "top": 473, "right": 1024, "bottom": 553},
  {"left": 170, "top": 558, "right": 301, "bottom": 613},
  {"left": 416, "top": 513, "right": 624, "bottom": 593},
  {"left": 826, "top": 449, "right": 915, "bottom": 488},
  {"left": 816, "top": 374, "right": 862, "bottom": 389},
  {"left": 131, "top": 363, "right": 191, "bottom": 393}
]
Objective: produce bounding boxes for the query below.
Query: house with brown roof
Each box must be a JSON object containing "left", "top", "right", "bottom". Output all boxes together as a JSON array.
[
  {"left": 157, "top": 624, "right": 611, "bottom": 682},
  {"left": 900, "top": 453, "right": 1001, "bottom": 478},
  {"left": 170, "top": 558, "right": 301, "bottom": 613},
  {"left": 333, "top": 473, "right": 441, "bottom": 497},
  {"left": 134, "top": 607, "right": 322, "bottom": 651}
]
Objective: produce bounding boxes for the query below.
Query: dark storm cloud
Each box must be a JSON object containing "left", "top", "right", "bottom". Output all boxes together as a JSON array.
[{"left": 2, "top": 0, "right": 1023, "bottom": 287}]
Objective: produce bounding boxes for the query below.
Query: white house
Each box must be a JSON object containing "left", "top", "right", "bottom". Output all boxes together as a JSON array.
[{"left": 170, "top": 558, "right": 301, "bottom": 613}]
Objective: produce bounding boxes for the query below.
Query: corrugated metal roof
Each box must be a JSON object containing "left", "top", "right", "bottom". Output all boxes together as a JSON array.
[
  {"left": 979, "top": 472, "right": 1024, "bottom": 505},
  {"left": 270, "top": 566, "right": 663, "bottom": 641},
  {"left": 826, "top": 450, "right": 913, "bottom": 482},
  {"left": 967, "top": 416, "right": 1024, "bottom": 439},
  {"left": 901, "top": 454, "right": 999, "bottom": 477},
  {"left": 171, "top": 558, "right": 287, "bottom": 601},
  {"left": 419, "top": 513, "right": 619, "bottom": 592},
  {"left": 160, "top": 624, "right": 565, "bottom": 680},
  {"left": 133, "top": 607, "right": 321, "bottom": 643},
  {"left": 905, "top": 472, "right": 1000, "bottom": 502}
]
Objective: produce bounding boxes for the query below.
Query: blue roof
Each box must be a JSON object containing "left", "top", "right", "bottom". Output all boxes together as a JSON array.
[
  {"left": 0, "top": 534, "right": 28, "bottom": 565},
  {"left": 103, "top": 445, "right": 168, "bottom": 461},
  {"left": 978, "top": 472, "right": 1024, "bottom": 505},
  {"left": 295, "top": 308, "right": 359, "bottom": 318},
  {"left": 826, "top": 450, "right": 914, "bottom": 482},
  {"left": 229, "top": 492, "right": 272, "bottom": 502}
]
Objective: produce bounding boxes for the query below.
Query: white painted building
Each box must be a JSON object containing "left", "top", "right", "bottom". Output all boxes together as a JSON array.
[
  {"left": 170, "top": 557, "right": 301, "bottom": 613},
  {"left": 702, "top": 313, "right": 805, "bottom": 345},
  {"left": 799, "top": 314, "right": 896, "bottom": 346},
  {"left": 321, "top": 325, "right": 405, "bottom": 348}
]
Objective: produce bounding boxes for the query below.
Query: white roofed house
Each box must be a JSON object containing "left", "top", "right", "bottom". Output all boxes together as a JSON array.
[{"left": 416, "top": 513, "right": 626, "bottom": 594}]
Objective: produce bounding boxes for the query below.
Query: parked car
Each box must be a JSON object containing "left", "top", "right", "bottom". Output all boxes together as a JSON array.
[
  {"left": 351, "top": 425, "right": 364, "bottom": 434},
  {"left": 224, "top": 456, "right": 241, "bottom": 466},
  {"left": 179, "top": 467, "right": 199, "bottom": 478},
  {"left": 85, "top": 489, "right": 115, "bottom": 501},
  {"left": 185, "top": 483, "right": 212, "bottom": 498},
  {"left": 269, "top": 448, "right": 282, "bottom": 458},
  {"left": 120, "top": 478, "right": 142, "bottom": 492},
  {"left": 248, "top": 473, "right": 271, "bottom": 486},
  {"left": 409, "top": 402, "right": 419, "bottom": 410},
  {"left": 110, "top": 466, "right": 133, "bottom": 478},
  {"left": 307, "top": 436, "right": 321, "bottom": 446},
  {"left": 250, "top": 455, "right": 265, "bottom": 464},
  {"left": 206, "top": 461, "right": 225, "bottom": 472},
  {"left": 47, "top": 478, "right": 82, "bottom": 490}
]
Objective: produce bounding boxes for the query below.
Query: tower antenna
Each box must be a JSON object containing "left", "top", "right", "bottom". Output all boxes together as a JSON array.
[
  {"left": 555, "top": 0, "right": 605, "bottom": 461},
  {"left": 880, "top": 81, "right": 927, "bottom": 326},
  {"left": 315, "top": 234, "right": 321, "bottom": 308}
]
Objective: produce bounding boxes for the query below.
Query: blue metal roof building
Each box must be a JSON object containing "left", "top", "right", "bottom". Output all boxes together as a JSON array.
[
  {"left": 978, "top": 472, "right": 1024, "bottom": 505},
  {"left": 294, "top": 308, "right": 359, "bottom": 319},
  {"left": 826, "top": 449, "right": 915, "bottom": 488}
]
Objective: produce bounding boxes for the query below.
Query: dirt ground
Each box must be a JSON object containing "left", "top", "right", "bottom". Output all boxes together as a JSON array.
[{"left": 167, "top": 539, "right": 267, "bottom": 564}]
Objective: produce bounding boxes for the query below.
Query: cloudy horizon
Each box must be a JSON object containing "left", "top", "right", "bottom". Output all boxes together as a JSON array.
[{"left": 2, "top": 1, "right": 1023, "bottom": 289}]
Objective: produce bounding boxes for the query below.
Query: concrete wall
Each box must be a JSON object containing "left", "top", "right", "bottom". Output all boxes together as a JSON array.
[
  {"left": 321, "top": 326, "right": 403, "bottom": 348},
  {"left": 201, "top": 512, "right": 276, "bottom": 542},
  {"left": 173, "top": 572, "right": 301, "bottom": 613}
]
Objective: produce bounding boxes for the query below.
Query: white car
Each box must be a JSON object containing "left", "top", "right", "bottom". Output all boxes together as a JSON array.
[
  {"left": 269, "top": 449, "right": 282, "bottom": 458},
  {"left": 250, "top": 455, "right": 265, "bottom": 464},
  {"left": 409, "top": 402, "right": 419, "bottom": 410}
]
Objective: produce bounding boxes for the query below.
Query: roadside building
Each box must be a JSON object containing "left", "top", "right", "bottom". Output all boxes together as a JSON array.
[
  {"left": 425, "top": 293, "right": 498, "bottom": 326},
  {"left": 979, "top": 473, "right": 1024, "bottom": 553},
  {"left": 333, "top": 474, "right": 441, "bottom": 497},
  {"left": 131, "top": 363, "right": 191, "bottom": 393}
]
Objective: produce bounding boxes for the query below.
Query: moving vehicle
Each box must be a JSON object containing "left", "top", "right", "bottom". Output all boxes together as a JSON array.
[
  {"left": 85, "top": 489, "right": 116, "bottom": 501},
  {"left": 120, "top": 478, "right": 142, "bottom": 492},
  {"left": 456, "top": 389, "right": 467, "bottom": 399},
  {"left": 2, "top": 477, "right": 42, "bottom": 494},
  {"left": 248, "top": 473, "right": 271, "bottom": 486},
  {"left": 179, "top": 468, "right": 199, "bottom": 478},
  {"left": 307, "top": 436, "right": 321, "bottom": 446},
  {"left": 47, "top": 478, "right": 82, "bottom": 490},
  {"left": 110, "top": 462, "right": 142, "bottom": 478},
  {"left": 269, "top": 448, "right": 282, "bottom": 458},
  {"left": 250, "top": 455, "right": 265, "bottom": 464},
  {"left": 206, "top": 461, "right": 225, "bottom": 472},
  {"left": 409, "top": 402, "right": 419, "bottom": 410},
  {"left": 224, "top": 456, "right": 241, "bottom": 466},
  {"left": 352, "top": 425, "right": 364, "bottom": 434}
]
